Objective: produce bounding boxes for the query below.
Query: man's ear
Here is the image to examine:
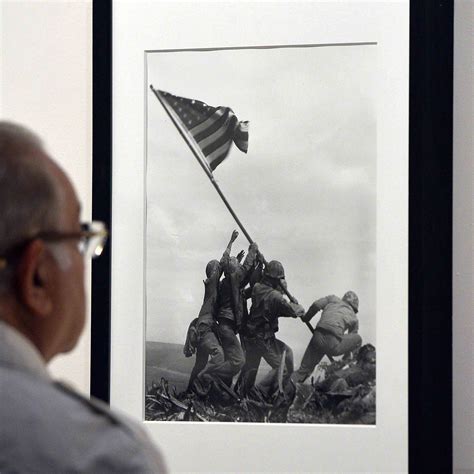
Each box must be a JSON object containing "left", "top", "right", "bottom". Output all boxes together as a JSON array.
[{"left": 16, "top": 240, "right": 54, "bottom": 317}]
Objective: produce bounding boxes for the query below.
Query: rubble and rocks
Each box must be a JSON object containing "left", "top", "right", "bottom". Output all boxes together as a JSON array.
[{"left": 145, "top": 344, "right": 376, "bottom": 424}]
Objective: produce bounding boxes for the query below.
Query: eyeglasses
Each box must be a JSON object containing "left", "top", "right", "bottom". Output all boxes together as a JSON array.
[
  {"left": 0, "top": 221, "right": 108, "bottom": 269},
  {"left": 39, "top": 221, "right": 108, "bottom": 259}
]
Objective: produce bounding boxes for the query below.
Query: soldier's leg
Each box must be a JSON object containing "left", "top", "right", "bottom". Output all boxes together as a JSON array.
[
  {"left": 197, "top": 329, "right": 225, "bottom": 378},
  {"left": 275, "top": 339, "right": 294, "bottom": 375},
  {"left": 327, "top": 333, "right": 362, "bottom": 358},
  {"left": 235, "top": 337, "right": 263, "bottom": 396},
  {"left": 257, "top": 337, "right": 290, "bottom": 394},
  {"left": 187, "top": 347, "right": 209, "bottom": 391},
  {"left": 291, "top": 330, "right": 327, "bottom": 383},
  {"left": 215, "top": 320, "right": 245, "bottom": 379}
]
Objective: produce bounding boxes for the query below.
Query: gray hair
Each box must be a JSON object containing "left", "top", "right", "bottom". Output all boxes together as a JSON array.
[{"left": 0, "top": 121, "right": 60, "bottom": 292}]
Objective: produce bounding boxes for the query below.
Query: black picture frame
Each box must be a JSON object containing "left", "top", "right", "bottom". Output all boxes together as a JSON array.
[
  {"left": 91, "top": 0, "right": 112, "bottom": 405},
  {"left": 91, "top": 1, "right": 453, "bottom": 471},
  {"left": 408, "top": 1, "right": 453, "bottom": 472}
]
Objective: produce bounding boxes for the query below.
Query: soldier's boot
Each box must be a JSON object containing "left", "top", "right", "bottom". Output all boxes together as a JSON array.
[
  {"left": 191, "top": 374, "right": 213, "bottom": 398},
  {"left": 247, "top": 385, "right": 267, "bottom": 403},
  {"left": 209, "top": 375, "right": 240, "bottom": 403}
]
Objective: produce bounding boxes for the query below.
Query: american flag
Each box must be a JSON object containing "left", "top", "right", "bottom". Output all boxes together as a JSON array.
[{"left": 155, "top": 89, "right": 249, "bottom": 172}]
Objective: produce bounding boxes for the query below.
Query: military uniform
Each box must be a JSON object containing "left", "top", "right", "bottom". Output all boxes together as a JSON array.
[
  {"left": 187, "top": 250, "right": 230, "bottom": 390},
  {"left": 214, "top": 242, "right": 258, "bottom": 379},
  {"left": 238, "top": 280, "right": 304, "bottom": 396},
  {"left": 293, "top": 294, "right": 362, "bottom": 383}
]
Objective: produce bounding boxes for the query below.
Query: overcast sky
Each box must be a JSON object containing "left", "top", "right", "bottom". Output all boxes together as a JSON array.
[{"left": 145, "top": 44, "right": 376, "bottom": 365}]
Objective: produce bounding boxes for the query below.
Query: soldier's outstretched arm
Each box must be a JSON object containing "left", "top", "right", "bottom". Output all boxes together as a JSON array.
[
  {"left": 226, "top": 229, "right": 239, "bottom": 252},
  {"left": 302, "top": 299, "right": 325, "bottom": 322},
  {"left": 303, "top": 295, "right": 339, "bottom": 321},
  {"left": 289, "top": 301, "right": 306, "bottom": 319},
  {"left": 248, "top": 261, "right": 263, "bottom": 287},
  {"left": 236, "top": 249, "right": 245, "bottom": 263},
  {"left": 272, "top": 294, "right": 305, "bottom": 319},
  {"left": 240, "top": 241, "right": 259, "bottom": 275},
  {"left": 221, "top": 230, "right": 239, "bottom": 263}
]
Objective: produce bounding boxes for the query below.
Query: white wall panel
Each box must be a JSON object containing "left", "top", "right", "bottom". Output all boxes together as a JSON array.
[
  {"left": 0, "top": 0, "right": 92, "bottom": 394},
  {"left": 453, "top": 1, "right": 474, "bottom": 472}
]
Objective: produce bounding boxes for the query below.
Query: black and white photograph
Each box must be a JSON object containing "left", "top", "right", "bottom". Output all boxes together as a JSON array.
[{"left": 144, "top": 44, "right": 377, "bottom": 424}]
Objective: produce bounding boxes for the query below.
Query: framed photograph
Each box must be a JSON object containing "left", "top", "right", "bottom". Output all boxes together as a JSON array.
[{"left": 92, "top": 1, "right": 453, "bottom": 472}]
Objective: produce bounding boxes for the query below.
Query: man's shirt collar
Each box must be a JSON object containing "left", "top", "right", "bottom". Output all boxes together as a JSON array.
[{"left": 0, "top": 320, "right": 51, "bottom": 381}]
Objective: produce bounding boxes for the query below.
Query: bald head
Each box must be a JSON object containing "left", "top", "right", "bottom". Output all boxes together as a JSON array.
[{"left": 0, "top": 122, "right": 62, "bottom": 292}]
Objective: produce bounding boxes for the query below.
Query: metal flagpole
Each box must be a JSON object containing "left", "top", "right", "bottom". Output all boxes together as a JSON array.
[
  {"left": 151, "top": 85, "right": 310, "bottom": 331},
  {"left": 150, "top": 85, "right": 254, "bottom": 244}
]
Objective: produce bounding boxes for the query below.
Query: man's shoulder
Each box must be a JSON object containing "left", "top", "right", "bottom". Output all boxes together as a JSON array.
[
  {"left": 252, "top": 281, "right": 275, "bottom": 293},
  {"left": 2, "top": 365, "right": 107, "bottom": 426},
  {"left": 0, "top": 366, "right": 165, "bottom": 472},
  {"left": 321, "top": 294, "right": 342, "bottom": 307},
  {"left": 262, "top": 286, "right": 288, "bottom": 309}
]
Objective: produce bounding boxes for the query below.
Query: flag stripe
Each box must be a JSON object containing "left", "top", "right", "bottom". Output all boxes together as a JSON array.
[
  {"left": 192, "top": 109, "right": 230, "bottom": 142},
  {"left": 209, "top": 153, "right": 227, "bottom": 171},
  {"left": 201, "top": 120, "right": 237, "bottom": 157},
  {"left": 156, "top": 89, "right": 249, "bottom": 172},
  {"left": 196, "top": 120, "right": 232, "bottom": 150},
  {"left": 197, "top": 114, "right": 237, "bottom": 151},
  {"left": 207, "top": 142, "right": 234, "bottom": 170},
  {"left": 189, "top": 108, "right": 225, "bottom": 137}
]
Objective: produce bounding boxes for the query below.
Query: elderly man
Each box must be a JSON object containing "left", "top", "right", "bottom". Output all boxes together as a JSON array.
[
  {"left": 292, "top": 291, "right": 362, "bottom": 383},
  {"left": 0, "top": 122, "right": 166, "bottom": 472}
]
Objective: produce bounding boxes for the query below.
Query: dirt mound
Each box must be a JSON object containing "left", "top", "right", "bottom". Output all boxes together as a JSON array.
[{"left": 145, "top": 344, "right": 376, "bottom": 424}]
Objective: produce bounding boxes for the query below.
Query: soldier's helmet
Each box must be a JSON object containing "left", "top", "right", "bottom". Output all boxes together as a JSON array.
[
  {"left": 205, "top": 259, "right": 220, "bottom": 278},
  {"left": 342, "top": 290, "right": 359, "bottom": 313},
  {"left": 264, "top": 260, "right": 285, "bottom": 279}
]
